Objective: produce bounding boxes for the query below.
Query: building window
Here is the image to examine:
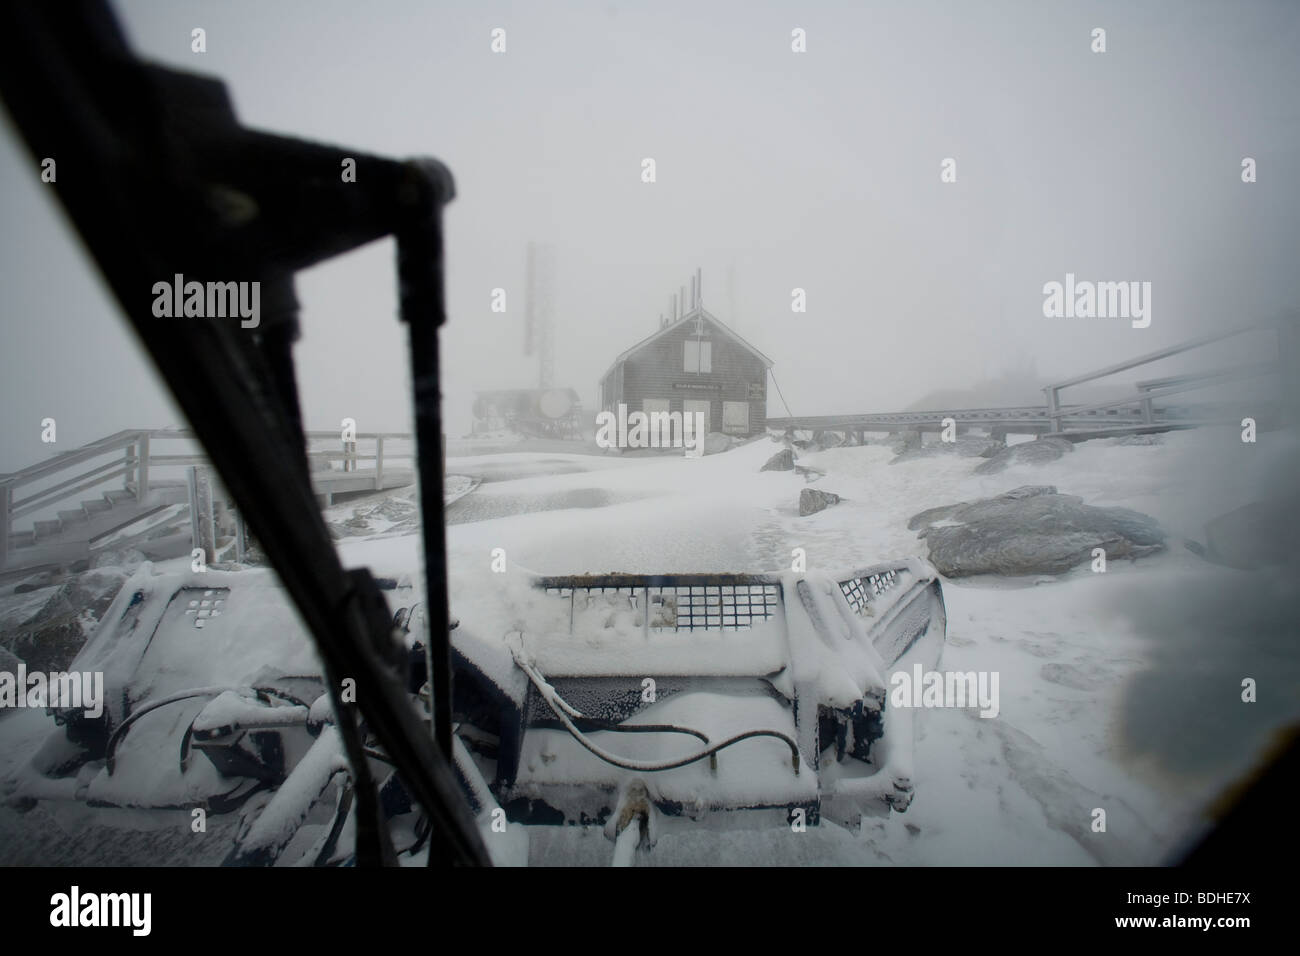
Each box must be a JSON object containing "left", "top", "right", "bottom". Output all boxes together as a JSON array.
[{"left": 684, "top": 339, "right": 712, "bottom": 373}]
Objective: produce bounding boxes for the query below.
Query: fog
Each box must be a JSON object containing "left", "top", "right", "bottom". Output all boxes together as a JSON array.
[{"left": 2, "top": 0, "right": 1298, "bottom": 470}]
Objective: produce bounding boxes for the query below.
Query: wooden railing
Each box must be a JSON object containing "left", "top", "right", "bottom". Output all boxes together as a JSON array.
[
  {"left": 301, "top": 430, "right": 418, "bottom": 489},
  {"left": 1, "top": 427, "right": 415, "bottom": 566},
  {"left": 1, "top": 429, "right": 149, "bottom": 566}
]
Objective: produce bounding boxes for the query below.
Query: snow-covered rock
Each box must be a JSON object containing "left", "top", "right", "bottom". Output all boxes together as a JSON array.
[
  {"left": 972, "top": 436, "right": 1073, "bottom": 474},
  {"left": 798, "top": 488, "right": 842, "bottom": 516},
  {"left": 1, "top": 568, "right": 127, "bottom": 671},
  {"left": 910, "top": 486, "right": 1166, "bottom": 577},
  {"left": 760, "top": 449, "right": 795, "bottom": 472}
]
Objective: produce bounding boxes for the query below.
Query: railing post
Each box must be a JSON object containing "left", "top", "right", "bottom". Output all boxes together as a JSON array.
[
  {"left": 205, "top": 476, "right": 217, "bottom": 565},
  {"left": 137, "top": 432, "right": 150, "bottom": 501},
  {"left": 0, "top": 482, "right": 10, "bottom": 568},
  {"left": 375, "top": 436, "right": 384, "bottom": 490},
  {"left": 1140, "top": 390, "right": 1154, "bottom": 425},
  {"left": 1044, "top": 386, "right": 1061, "bottom": 433},
  {"left": 187, "top": 466, "right": 201, "bottom": 559},
  {"left": 125, "top": 442, "right": 136, "bottom": 490}
]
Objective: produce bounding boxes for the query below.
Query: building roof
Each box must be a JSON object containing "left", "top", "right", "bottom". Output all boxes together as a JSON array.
[{"left": 599, "top": 307, "right": 774, "bottom": 385}]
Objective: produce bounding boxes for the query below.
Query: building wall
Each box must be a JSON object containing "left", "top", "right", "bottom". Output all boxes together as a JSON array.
[{"left": 607, "top": 319, "right": 768, "bottom": 436}]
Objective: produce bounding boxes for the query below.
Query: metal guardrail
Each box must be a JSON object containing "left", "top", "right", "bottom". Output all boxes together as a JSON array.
[
  {"left": 771, "top": 322, "right": 1288, "bottom": 439},
  {"left": 1042, "top": 322, "right": 1283, "bottom": 433},
  {"left": 769, "top": 405, "right": 1151, "bottom": 432}
]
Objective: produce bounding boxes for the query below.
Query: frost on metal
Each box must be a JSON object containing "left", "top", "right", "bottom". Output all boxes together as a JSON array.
[{"left": 451, "top": 561, "right": 947, "bottom": 832}]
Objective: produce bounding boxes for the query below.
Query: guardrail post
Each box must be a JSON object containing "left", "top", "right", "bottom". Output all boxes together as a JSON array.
[
  {"left": 187, "top": 466, "right": 201, "bottom": 558},
  {"left": 375, "top": 437, "right": 384, "bottom": 490},
  {"left": 1140, "top": 390, "right": 1154, "bottom": 424},
  {"left": 137, "top": 433, "right": 150, "bottom": 501},
  {"left": 1044, "top": 386, "right": 1061, "bottom": 433},
  {"left": 125, "top": 442, "right": 136, "bottom": 489}
]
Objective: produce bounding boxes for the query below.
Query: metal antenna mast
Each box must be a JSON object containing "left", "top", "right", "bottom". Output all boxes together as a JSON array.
[{"left": 525, "top": 242, "right": 556, "bottom": 389}]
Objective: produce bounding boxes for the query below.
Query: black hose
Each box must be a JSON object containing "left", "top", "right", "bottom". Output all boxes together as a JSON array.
[{"left": 518, "top": 657, "right": 801, "bottom": 773}]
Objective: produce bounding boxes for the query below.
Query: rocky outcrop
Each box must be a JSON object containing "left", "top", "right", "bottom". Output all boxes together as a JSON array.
[
  {"left": 799, "top": 488, "right": 842, "bottom": 516},
  {"left": 977, "top": 437, "right": 1076, "bottom": 476},
  {"left": 0, "top": 567, "right": 128, "bottom": 672},
  {"left": 761, "top": 449, "right": 796, "bottom": 472},
  {"left": 909, "top": 485, "right": 1165, "bottom": 577},
  {"left": 972, "top": 437, "right": 1073, "bottom": 475}
]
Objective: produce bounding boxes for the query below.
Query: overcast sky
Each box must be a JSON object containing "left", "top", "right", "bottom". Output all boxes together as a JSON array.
[{"left": 2, "top": 0, "right": 1298, "bottom": 469}]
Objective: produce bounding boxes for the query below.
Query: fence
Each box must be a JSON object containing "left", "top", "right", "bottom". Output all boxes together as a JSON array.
[{"left": 1, "top": 428, "right": 415, "bottom": 567}]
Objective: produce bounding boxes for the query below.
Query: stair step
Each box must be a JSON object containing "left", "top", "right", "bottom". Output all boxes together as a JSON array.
[
  {"left": 33, "top": 519, "right": 63, "bottom": 537},
  {"left": 57, "top": 509, "right": 89, "bottom": 525},
  {"left": 104, "top": 489, "right": 134, "bottom": 505},
  {"left": 10, "top": 530, "right": 36, "bottom": 548},
  {"left": 82, "top": 498, "right": 112, "bottom": 514}
]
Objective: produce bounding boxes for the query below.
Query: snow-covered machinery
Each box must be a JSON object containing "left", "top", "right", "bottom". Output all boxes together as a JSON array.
[
  {"left": 5, "top": 557, "right": 944, "bottom": 865},
  {"left": 451, "top": 560, "right": 947, "bottom": 846},
  {"left": 0, "top": 5, "right": 948, "bottom": 866}
]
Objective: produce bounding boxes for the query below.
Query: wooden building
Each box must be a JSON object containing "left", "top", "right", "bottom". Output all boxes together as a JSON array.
[{"left": 598, "top": 272, "right": 773, "bottom": 438}]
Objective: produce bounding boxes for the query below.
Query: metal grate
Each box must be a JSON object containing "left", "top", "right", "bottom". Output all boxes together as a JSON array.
[
  {"left": 838, "top": 569, "right": 900, "bottom": 617},
  {"left": 646, "top": 583, "right": 780, "bottom": 633},
  {"left": 542, "top": 579, "right": 781, "bottom": 634}
]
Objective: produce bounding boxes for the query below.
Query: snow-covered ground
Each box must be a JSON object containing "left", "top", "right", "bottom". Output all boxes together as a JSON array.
[
  {"left": 355, "top": 427, "right": 1297, "bottom": 865},
  {"left": 3, "top": 426, "right": 1295, "bottom": 865}
]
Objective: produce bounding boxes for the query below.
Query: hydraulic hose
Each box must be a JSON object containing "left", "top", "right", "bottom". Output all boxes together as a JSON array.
[{"left": 514, "top": 655, "right": 801, "bottom": 774}]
